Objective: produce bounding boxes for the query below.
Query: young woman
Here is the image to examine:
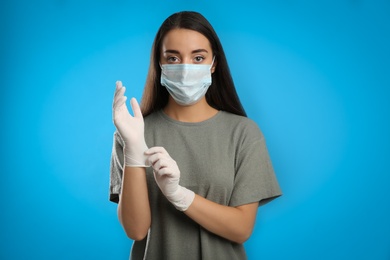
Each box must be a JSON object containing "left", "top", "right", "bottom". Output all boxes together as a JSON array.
[{"left": 110, "top": 11, "right": 281, "bottom": 259}]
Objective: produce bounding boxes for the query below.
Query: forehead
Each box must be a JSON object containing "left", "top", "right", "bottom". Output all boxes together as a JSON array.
[{"left": 161, "top": 28, "right": 212, "bottom": 52}]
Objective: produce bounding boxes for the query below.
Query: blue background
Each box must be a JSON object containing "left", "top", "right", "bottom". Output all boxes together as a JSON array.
[{"left": 1, "top": 0, "right": 389, "bottom": 259}]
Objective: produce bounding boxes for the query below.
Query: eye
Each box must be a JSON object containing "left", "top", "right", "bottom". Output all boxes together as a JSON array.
[
  {"left": 194, "top": 56, "right": 205, "bottom": 63},
  {"left": 167, "top": 56, "right": 180, "bottom": 63}
]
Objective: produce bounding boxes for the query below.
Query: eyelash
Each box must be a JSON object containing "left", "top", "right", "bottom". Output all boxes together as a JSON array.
[
  {"left": 167, "top": 56, "right": 179, "bottom": 63},
  {"left": 194, "top": 56, "right": 205, "bottom": 62},
  {"left": 166, "top": 56, "right": 205, "bottom": 63}
]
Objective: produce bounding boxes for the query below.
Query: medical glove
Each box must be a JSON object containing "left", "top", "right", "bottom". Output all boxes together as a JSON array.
[
  {"left": 146, "top": 147, "right": 195, "bottom": 211},
  {"left": 112, "top": 81, "right": 149, "bottom": 167}
]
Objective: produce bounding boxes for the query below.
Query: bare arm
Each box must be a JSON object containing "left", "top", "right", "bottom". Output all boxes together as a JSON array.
[
  {"left": 185, "top": 196, "right": 258, "bottom": 244},
  {"left": 117, "top": 167, "right": 151, "bottom": 241},
  {"left": 146, "top": 146, "right": 259, "bottom": 244},
  {"left": 112, "top": 81, "right": 151, "bottom": 240}
]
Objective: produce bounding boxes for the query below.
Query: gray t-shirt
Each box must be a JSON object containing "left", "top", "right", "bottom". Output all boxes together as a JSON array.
[{"left": 109, "top": 110, "right": 282, "bottom": 260}]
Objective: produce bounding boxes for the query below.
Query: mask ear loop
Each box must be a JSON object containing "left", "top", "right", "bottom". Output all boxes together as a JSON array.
[
  {"left": 210, "top": 56, "right": 216, "bottom": 72},
  {"left": 210, "top": 56, "right": 216, "bottom": 67}
]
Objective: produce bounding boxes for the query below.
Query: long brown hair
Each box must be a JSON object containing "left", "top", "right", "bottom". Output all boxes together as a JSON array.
[{"left": 140, "top": 11, "right": 247, "bottom": 117}]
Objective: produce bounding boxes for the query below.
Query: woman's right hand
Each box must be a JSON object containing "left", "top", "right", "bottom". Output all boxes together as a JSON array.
[
  {"left": 146, "top": 147, "right": 195, "bottom": 211},
  {"left": 113, "top": 81, "right": 149, "bottom": 167}
]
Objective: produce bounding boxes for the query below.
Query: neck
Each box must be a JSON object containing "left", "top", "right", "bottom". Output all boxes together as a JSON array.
[{"left": 163, "top": 96, "right": 218, "bottom": 123}]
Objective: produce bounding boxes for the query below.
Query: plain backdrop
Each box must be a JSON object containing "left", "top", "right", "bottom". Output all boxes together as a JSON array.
[{"left": 1, "top": 0, "right": 389, "bottom": 259}]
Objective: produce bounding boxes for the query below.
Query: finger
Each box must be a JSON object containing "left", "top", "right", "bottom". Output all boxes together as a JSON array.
[
  {"left": 114, "top": 86, "right": 126, "bottom": 101},
  {"left": 152, "top": 158, "right": 170, "bottom": 172},
  {"left": 113, "top": 96, "right": 127, "bottom": 110},
  {"left": 153, "top": 158, "right": 176, "bottom": 171},
  {"left": 116, "top": 80, "right": 122, "bottom": 90},
  {"left": 148, "top": 151, "right": 172, "bottom": 166},
  {"left": 113, "top": 87, "right": 127, "bottom": 110},
  {"left": 147, "top": 152, "right": 163, "bottom": 166},
  {"left": 130, "top": 98, "right": 143, "bottom": 118},
  {"left": 145, "top": 146, "right": 168, "bottom": 155},
  {"left": 156, "top": 167, "right": 174, "bottom": 177}
]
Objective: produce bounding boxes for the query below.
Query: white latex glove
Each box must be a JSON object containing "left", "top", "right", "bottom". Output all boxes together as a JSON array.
[
  {"left": 113, "top": 81, "right": 149, "bottom": 167},
  {"left": 146, "top": 147, "right": 195, "bottom": 211}
]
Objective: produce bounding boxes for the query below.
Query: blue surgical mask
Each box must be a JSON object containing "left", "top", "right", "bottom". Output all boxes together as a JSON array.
[{"left": 160, "top": 57, "right": 215, "bottom": 106}]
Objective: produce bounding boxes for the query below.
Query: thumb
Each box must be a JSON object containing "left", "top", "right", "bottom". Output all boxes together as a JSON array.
[{"left": 130, "top": 98, "right": 143, "bottom": 118}]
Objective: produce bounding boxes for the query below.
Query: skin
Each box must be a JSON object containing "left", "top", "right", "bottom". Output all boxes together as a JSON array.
[{"left": 118, "top": 28, "right": 259, "bottom": 244}]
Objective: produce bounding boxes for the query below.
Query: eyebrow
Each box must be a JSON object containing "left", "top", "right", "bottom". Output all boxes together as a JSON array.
[{"left": 164, "top": 49, "right": 209, "bottom": 54}]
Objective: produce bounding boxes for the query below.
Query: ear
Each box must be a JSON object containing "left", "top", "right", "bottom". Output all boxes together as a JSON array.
[{"left": 211, "top": 60, "right": 217, "bottom": 74}]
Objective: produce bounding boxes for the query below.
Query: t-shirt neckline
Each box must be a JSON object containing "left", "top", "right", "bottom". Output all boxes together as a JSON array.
[{"left": 157, "top": 110, "right": 223, "bottom": 126}]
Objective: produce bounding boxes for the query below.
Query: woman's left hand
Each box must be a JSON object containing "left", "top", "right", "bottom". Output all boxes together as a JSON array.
[{"left": 146, "top": 147, "right": 195, "bottom": 211}]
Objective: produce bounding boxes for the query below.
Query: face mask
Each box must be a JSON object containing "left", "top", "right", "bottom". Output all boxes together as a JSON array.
[{"left": 160, "top": 57, "right": 215, "bottom": 106}]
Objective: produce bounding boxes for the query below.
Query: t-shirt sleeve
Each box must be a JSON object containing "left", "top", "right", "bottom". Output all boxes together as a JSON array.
[
  {"left": 229, "top": 122, "right": 282, "bottom": 207},
  {"left": 109, "top": 131, "right": 124, "bottom": 203}
]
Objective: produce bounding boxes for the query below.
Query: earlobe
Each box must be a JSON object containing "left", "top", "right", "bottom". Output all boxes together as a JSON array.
[
  {"left": 210, "top": 56, "right": 217, "bottom": 74},
  {"left": 211, "top": 64, "right": 216, "bottom": 74},
  {"left": 211, "top": 66, "right": 216, "bottom": 73}
]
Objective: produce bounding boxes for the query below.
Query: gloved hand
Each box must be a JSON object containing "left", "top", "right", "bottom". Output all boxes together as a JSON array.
[
  {"left": 113, "top": 81, "right": 149, "bottom": 167},
  {"left": 146, "top": 147, "right": 195, "bottom": 211}
]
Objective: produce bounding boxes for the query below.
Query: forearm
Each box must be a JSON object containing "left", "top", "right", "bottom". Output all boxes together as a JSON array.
[
  {"left": 118, "top": 166, "right": 151, "bottom": 241},
  {"left": 184, "top": 195, "right": 258, "bottom": 244}
]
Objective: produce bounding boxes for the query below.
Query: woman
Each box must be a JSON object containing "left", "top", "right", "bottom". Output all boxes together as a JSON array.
[{"left": 110, "top": 11, "right": 281, "bottom": 259}]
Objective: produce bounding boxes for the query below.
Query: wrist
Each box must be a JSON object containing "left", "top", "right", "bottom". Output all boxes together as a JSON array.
[
  {"left": 123, "top": 141, "right": 149, "bottom": 167},
  {"left": 168, "top": 186, "right": 195, "bottom": 211}
]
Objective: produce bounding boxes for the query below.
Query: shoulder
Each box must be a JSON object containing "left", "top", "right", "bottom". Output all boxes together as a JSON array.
[
  {"left": 218, "top": 111, "right": 264, "bottom": 141},
  {"left": 144, "top": 110, "right": 159, "bottom": 119},
  {"left": 144, "top": 110, "right": 161, "bottom": 123}
]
